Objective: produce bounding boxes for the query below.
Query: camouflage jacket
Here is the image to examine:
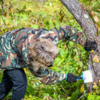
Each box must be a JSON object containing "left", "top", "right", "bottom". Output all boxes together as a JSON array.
[{"left": 0, "top": 26, "right": 86, "bottom": 84}]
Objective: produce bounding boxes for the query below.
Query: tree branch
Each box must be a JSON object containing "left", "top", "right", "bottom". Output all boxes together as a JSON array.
[
  {"left": 60, "top": 0, "right": 99, "bottom": 92},
  {"left": 60, "top": 0, "right": 97, "bottom": 41}
]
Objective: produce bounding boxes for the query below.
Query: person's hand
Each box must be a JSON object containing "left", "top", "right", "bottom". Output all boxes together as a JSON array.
[
  {"left": 66, "top": 73, "right": 82, "bottom": 83},
  {"left": 84, "top": 40, "right": 97, "bottom": 52}
]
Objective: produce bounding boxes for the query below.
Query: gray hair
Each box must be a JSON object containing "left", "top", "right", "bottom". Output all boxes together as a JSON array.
[{"left": 29, "top": 39, "right": 59, "bottom": 72}]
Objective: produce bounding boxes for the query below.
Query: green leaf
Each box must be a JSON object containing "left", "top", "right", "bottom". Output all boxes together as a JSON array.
[
  {"left": 57, "top": 59, "right": 64, "bottom": 66},
  {"left": 70, "top": 89, "right": 80, "bottom": 100},
  {"left": 87, "top": 95, "right": 95, "bottom": 100},
  {"left": 53, "top": 93, "right": 58, "bottom": 99},
  {"left": 31, "top": 25, "right": 39, "bottom": 29},
  {"left": 54, "top": 57, "right": 61, "bottom": 64}
]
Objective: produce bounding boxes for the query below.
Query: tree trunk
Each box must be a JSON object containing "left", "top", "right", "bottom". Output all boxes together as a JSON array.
[{"left": 60, "top": 0, "right": 100, "bottom": 91}]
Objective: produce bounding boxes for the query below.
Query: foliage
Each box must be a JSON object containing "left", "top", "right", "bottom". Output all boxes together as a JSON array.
[{"left": 0, "top": 0, "right": 100, "bottom": 100}]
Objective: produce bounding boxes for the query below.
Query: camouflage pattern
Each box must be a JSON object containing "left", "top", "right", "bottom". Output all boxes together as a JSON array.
[
  {"left": 0, "top": 26, "right": 86, "bottom": 84},
  {"left": 28, "top": 67, "right": 65, "bottom": 84}
]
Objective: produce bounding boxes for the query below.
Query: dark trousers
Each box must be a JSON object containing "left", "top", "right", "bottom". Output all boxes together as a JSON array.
[{"left": 0, "top": 69, "right": 27, "bottom": 100}]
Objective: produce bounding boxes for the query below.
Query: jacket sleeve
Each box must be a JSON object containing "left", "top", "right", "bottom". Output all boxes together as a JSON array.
[
  {"left": 57, "top": 26, "right": 86, "bottom": 46},
  {"left": 28, "top": 67, "right": 65, "bottom": 85}
]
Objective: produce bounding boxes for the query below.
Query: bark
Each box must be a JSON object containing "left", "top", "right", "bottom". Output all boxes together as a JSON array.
[
  {"left": 60, "top": 0, "right": 100, "bottom": 91},
  {"left": 60, "top": 0, "right": 97, "bottom": 40}
]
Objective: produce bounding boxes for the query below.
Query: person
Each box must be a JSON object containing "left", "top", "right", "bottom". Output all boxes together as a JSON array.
[{"left": 0, "top": 26, "right": 97, "bottom": 100}]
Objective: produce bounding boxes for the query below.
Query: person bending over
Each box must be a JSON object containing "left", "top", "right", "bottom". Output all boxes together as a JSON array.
[{"left": 0, "top": 26, "right": 97, "bottom": 100}]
